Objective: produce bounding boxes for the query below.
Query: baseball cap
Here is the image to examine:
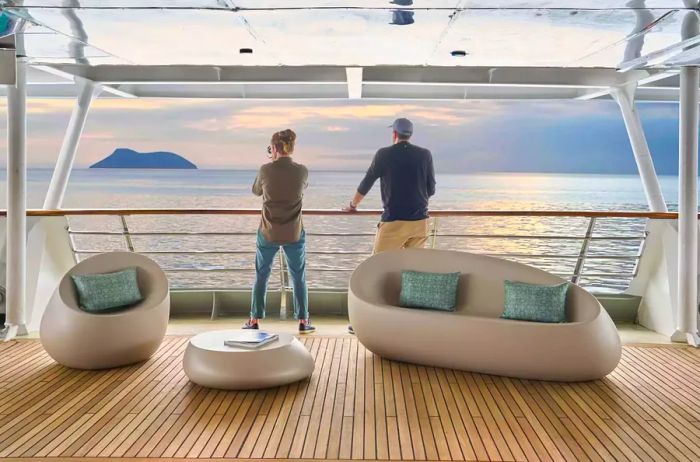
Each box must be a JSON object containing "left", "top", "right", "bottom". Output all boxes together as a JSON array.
[{"left": 390, "top": 118, "right": 413, "bottom": 136}]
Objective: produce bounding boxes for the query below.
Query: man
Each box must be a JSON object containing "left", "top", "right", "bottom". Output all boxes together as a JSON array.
[
  {"left": 345, "top": 117, "right": 436, "bottom": 253},
  {"left": 344, "top": 118, "right": 436, "bottom": 334}
]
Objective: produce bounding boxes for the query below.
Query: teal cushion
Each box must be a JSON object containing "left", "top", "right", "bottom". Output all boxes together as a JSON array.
[
  {"left": 502, "top": 280, "right": 569, "bottom": 323},
  {"left": 399, "top": 270, "right": 460, "bottom": 311},
  {"left": 71, "top": 268, "right": 143, "bottom": 313}
]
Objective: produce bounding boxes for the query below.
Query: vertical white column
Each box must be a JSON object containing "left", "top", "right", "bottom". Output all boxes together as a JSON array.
[
  {"left": 345, "top": 67, "right": 363, "bottom": 99},
  {"left": 43, "top": 78, "right": 101, "bottom": 209},
  {"left": 676, "top": 65, "right": 700, "bottom": 347},
  {"left": 5, "top": 57, "right": 28, "bottom": 339},
  {"left": 611, "top": 84, "right": 668, "bottom": 212}
]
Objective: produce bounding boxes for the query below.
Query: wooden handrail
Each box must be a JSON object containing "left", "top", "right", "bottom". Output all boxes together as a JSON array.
[{"left": 0, "top": 208, "right": 681, "bottom": 219}]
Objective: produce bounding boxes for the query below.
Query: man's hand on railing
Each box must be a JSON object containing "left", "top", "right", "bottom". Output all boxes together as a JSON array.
[
  {"left": 342, "top": 202, "right": 358, "bottom": 213},
  {"left": 343, "top": 192, "right": 365, "bottom": 213}
]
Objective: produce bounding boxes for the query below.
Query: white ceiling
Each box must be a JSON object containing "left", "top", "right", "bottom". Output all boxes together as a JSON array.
[
  {"left": 5, "top": 1, "right": 698, "bottom": 67},
  {"left": 1, "top": 1, "right": 698, "bottom": 101},
  {"left": 9, "top": 1, "right": 698, "bottom": 8}
]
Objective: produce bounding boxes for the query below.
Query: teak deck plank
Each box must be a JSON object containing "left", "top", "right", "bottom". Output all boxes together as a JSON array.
[
  {"left": 609, "top": 363, "right": 700, "bottom": 458},
  {"left": 363, "top": 344, "right": 377, "bottom": 460},
  {"left": 1, "top": 339, "right": 700, "bottom": 462}
]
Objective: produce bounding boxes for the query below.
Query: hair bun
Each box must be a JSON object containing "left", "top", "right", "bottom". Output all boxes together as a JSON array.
[
  {"left": 271, "top": 129, "right": 297, "bottom": 155},
  {"left": 280, "top": 129, "right": 296, "bottom": 142}
]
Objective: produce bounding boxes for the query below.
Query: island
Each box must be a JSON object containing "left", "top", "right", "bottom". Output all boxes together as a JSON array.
[{"left": 90, "top": 148, "right": 197, "bottom": 169}]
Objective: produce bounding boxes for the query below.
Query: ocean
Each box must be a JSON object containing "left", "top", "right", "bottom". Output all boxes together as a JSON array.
[
  {"left": 3, "top": 168, "right": 681, "bottom": 211},
  {"left": 0, "top": 169, "right": 683, "bottom": 293}
]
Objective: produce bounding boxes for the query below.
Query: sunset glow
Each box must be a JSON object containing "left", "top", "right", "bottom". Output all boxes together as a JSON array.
[{"left": 0, "top": 98, "right": 682, "bottom": 173}]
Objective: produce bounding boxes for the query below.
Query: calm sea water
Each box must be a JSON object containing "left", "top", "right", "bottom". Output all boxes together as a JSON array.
[
  {"left": 0, "top": 168, "right": 683, "bottom": 210},
  {"left": 0, "top": 168, "right": 683, "bottom": 292}
]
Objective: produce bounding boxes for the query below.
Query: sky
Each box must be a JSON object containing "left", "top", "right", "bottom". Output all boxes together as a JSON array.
[{"left": 0, "top": 97, "right": 686, "bottom": 174}]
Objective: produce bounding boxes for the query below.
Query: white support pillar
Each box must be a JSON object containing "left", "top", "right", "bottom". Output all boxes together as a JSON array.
[
  {"left": 43, "top": 78, "right": 101, "bottom": 209},
  {"left": 674, "top": 65, "right": 700, "bottom": 347},
  {"left": 4, "top": 57, "right": 28, "bottom": 339},
  {"left": 611, "top": 83, "right": 668, "bottom": 212},
  {"left": 345, "top": 67, "right": 363, "bottom": 99}
]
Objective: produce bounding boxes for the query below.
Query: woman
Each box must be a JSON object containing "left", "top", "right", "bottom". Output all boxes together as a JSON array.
[{"left": 244, "top": 129, "right": 315, "bottom": 333}]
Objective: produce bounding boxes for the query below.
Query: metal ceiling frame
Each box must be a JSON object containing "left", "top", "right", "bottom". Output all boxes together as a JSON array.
[{"left": 3, "top": 63, "right": 685, "bottom": 102}]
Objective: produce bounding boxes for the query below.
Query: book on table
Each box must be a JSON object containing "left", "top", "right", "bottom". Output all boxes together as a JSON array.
[{"left": 224, "top": 331, "right": 279, "bottom": 349}]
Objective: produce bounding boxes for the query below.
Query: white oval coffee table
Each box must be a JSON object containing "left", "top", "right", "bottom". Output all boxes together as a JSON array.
[{"left": 183, "top": 330, "right": 314, "bottom": 390}]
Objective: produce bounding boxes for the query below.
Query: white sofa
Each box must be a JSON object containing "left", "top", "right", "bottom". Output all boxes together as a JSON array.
[
  {"left": 348, "top": 249, "right": 621, "bottom": 382},
  {"left": 40, "top": 251, "right": 170, "bottom": 370}
]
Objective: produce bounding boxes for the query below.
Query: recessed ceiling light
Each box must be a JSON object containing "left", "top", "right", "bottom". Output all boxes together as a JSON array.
[
  {"left": 239, "top": 48, "right": 253, "bottom": 54},
  {"left": 451, "top": 50, "right": 468, "bottom": 57}
]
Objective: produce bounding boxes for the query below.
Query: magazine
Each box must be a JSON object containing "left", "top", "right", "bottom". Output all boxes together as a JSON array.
[{"left": 224, "top": 331, "right": 279, "bottom": 349}]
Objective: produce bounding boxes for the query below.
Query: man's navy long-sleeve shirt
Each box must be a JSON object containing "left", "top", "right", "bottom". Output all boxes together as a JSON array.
[{"left": 357, "top": 141, "right": 436, "bottom": 222}]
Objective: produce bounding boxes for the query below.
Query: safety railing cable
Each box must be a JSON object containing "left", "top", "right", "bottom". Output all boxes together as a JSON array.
[{"left": 61, "top": 209, "right": 653, "bottom": 295}]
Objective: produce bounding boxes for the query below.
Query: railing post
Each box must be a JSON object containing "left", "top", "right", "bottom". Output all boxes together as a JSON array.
[
  {"left": 631, "top": 229, "right": 650, "bottom": 278},
  {"left": 210, "top": 292, "right": 219, "bottom": 321},
  {"left": 120, "top": 215, "right": 135, "bottom": 252},
  {"left": 572, "top": 217, "right": 596, "bottom": 285},
  {"left": 66, "top": 223, "right": 78, "bottom": 264},
  {"left": 430, "top": 217, "right": 439, "bottom": 249},
  {"left": 278, "top": 251, "right": 287, "bottom": 320}
]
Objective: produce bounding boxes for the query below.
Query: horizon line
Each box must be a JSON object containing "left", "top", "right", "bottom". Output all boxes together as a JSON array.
[{"left": 0, "top": 167, "right": 686, "bottom": 177}]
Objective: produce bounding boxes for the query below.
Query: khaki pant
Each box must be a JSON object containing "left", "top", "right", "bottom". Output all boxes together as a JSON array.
[{"left": 373, "top": 219, "right": 430, "bottom": 255}]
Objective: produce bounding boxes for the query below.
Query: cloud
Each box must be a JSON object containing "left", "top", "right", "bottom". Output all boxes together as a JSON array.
[
  {"left": 81, "top": 131, "right": 116, "bottom": 140},
  {"left": 0, "top": 97, "right": 681, "bottom": 174},
  {"left": 227, "top": 104, "right": 418, "bottom": 130},
  {"left": 0, "top": 97, "right": 209, "bottom": 115},
  {"left": 184, "top": 101, "right": 505, "bottom": 133},
  {"left": 186, "top": 118, "right": 224, "bottom": 132}
]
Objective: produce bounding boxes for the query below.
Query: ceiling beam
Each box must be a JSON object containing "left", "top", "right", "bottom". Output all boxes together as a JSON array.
[
  {"left": 45, "top": 64, "right": 659, "bottom": 88},
  {"left": 575, "top": 70, "right": 679, "bottom": 101},
  {"left": 31, "top": 64, "right": 136, "bottom": 98},
  {"left": 15, "top": 63, "right": 692, "bottom": 102},
  {"left": 345, "top": 67, "right": 363, "bottom": 99}
]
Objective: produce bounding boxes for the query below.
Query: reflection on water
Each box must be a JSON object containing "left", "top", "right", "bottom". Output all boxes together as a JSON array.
[
  {"left": 5, "top": 168, "right": 660, "bottom": 294},
  {"left": 66, "top": 213, "right": 645, "bottom": 293}
]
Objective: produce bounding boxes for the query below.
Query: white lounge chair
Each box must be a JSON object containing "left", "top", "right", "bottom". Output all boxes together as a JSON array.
[
  {"left": 40, "top": 251, "right": 170, "bottom": 370},
  {"left": 348, "top": 249, "right": 621, "bottom": 382}
]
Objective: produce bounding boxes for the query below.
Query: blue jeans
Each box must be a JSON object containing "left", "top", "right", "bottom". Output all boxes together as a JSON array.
[{"left": 251, "top": 229, "right": 309, "bottom": 320}]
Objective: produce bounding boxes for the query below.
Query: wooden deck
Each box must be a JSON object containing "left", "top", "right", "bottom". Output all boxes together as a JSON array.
[{"left": 1, "top": 337, "right": 699, "bottom": 462}]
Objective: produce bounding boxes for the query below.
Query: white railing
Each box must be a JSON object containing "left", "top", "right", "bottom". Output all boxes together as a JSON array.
[{"left": 28, "top": 208, "right": 671, "bottom": 294}]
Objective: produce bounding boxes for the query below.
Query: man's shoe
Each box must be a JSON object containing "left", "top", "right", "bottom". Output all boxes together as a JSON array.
[
  {"left": 299, "top": 322, "right": 316, "bottom": 334},
  {"left": 347, "top": 325, "right": 355, "bottom": 335},
  {"left": 242, "top": 320, "right": 259, "bottom": 330}
]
